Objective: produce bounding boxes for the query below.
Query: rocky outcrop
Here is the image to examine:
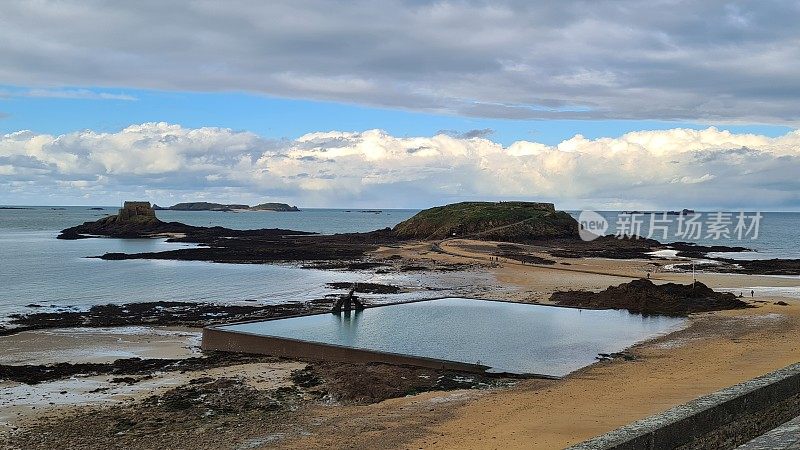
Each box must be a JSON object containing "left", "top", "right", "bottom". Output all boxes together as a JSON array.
[
  {"left": 58, "top": 201, "right": 314, "bottom": 241},
  {"left": 393, "top": 201, "right": 579, "bottom": 241},
  {"left": 551, "top": 279, "right": 750, "bottom": 316},
  {"left": 58, "top": 201, "right": 198, "bottom": 239}
]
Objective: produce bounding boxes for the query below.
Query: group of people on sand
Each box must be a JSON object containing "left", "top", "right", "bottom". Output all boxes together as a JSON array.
[{"left": 489, "top": 255, "right": 529, "bottom": 265}]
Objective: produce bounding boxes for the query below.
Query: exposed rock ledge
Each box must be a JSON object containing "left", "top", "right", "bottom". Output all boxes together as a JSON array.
[
  {"left": 551, "top": 279, "right": 751, "bottom": 316},
  {"left": 57, "top": 201, "right": 308, "bottom": 240}
]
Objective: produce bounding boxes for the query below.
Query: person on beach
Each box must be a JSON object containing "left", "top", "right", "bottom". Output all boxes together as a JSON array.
[{"left": 751, "top": 290, "right": 755, "bottom": 298}]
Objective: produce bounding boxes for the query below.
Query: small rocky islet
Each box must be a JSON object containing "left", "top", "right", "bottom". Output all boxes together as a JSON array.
[
  {"left": 57, "top": 201, "right": 311, "bottom": 241},
  {"left": 152, "top": 201, "right": 299, "bottom": 211}
]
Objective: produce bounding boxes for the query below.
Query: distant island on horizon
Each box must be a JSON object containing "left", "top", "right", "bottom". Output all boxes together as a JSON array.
[{"left": 152, "top": 201, "right": 300, "bottom": 212}]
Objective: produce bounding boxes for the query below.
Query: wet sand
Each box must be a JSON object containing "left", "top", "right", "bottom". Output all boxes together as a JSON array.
[
  {"left": 0, "top": 326, "right": 201, "bottom": 365},
  {"left": 0, "top": 326, "right": 305, "bottom": 432}
]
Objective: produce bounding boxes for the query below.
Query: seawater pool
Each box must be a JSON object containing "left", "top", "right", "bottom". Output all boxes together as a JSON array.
[{"left": 215, "top": 298, "right": 686, "bottom": 377}]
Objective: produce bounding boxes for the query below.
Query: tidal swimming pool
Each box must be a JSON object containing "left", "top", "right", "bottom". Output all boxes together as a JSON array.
[{"left": 214, "top": 297, "right": 685, "bottom": 377}]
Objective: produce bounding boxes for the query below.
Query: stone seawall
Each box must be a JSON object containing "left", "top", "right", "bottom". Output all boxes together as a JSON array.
[{"left": 569, "top": 362, "right": 800, "bottom": 449}]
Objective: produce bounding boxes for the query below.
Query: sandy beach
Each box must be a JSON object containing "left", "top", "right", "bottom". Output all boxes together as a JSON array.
[
  {"left": 2, "top": 239, "right": 799, "bottom": 449},
  {"left": 271, "top": 240, "right": 800, "bottom": 448}
]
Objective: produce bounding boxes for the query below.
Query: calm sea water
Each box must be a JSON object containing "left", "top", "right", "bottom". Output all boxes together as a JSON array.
[
  {"left": 0, "top": 207, "right": 416, "bottom": 233},
  {"left": 220, "top": 297, "right": 685, "bottom": 376},
  {"left": 0, "top": 207, "right": 418, "bottom": 319},
  {"left": 574, "top": 211, "right": 800, "bottom": 260},
  {"left": 1, "top": 206, "right": 797, "bottom": 320}
]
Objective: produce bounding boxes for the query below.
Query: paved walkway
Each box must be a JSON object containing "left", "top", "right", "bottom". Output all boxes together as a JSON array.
[{"left": 737, "top": 415, "right": 800, "bottom": 449}]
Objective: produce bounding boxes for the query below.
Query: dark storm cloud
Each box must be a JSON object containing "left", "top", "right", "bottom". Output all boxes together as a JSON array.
[{"left": 0, "top": 1, "right": 799, "bottom": 122}]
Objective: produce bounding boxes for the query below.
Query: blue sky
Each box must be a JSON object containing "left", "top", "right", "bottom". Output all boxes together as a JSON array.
[{"left": 1, "top": 86, "right": 793, "bottom": 146}]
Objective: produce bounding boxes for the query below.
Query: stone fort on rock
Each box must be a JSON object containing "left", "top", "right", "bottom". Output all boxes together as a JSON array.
[{"left": 117, "top": 201, "right": 157, "bottom": 221}]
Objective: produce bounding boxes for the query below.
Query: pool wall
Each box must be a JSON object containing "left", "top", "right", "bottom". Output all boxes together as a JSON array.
[{"left": 202, "top": 324, "right": 491, "bottom": 373}]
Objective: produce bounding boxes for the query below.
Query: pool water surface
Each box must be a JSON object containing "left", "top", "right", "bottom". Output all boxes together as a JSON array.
[{"left": 217, "top": 297, "right": 685, "bottom": 377}]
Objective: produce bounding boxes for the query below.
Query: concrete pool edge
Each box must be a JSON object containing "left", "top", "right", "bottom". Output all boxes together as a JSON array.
[
  {"left": 202, "top": 325, "right": 504, "bottom": 375},
  {"left": 201, "top": 296, "right": 680, "bottom": 379}
]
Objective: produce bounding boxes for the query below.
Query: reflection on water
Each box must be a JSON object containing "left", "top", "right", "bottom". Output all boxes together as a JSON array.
[
  {"left": 221, "top": 298, "right": 686, "bottom": 377},
  {"left": 334, "top": 310, "right": 363, "bottom": 346}
]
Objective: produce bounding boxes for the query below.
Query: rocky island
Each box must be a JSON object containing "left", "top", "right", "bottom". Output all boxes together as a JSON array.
[
  {"left": 393, "top": 201, "right": 579, "bottom": 241},
  {"left": 152, "top": 201, "right": 299, "bottom": 212},
  {"left": 152, "top": 202, "right": 249, "bottom": 211},
  {"left": 57, "top": 201, "right": 195, "bottom": 239},
  {"left": 57, "top": 201, "right": 310, "bottom": 241},
  {"left": 249, "top": 202, "right": 300, "bottom": 212}
]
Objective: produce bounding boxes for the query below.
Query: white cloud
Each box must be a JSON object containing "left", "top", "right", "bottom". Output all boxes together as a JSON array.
[{"left": 1, "top": 123, "right": 800, "bottom": 209}]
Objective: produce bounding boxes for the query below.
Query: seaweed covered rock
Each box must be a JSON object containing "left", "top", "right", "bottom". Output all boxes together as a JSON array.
[{"left": 551, "top": 279, "right": 749, "bottom": 316}]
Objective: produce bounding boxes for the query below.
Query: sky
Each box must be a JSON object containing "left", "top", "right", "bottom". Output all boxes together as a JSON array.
[{"left": 1, "top": 0, "right": 799, "bottom": 209}]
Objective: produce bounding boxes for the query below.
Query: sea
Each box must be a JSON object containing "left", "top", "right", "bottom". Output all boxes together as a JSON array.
[
  {"left": 1, "top": 206, "right": 798, "bottom": 320},
  {"left": 0, "top": 207, "right": 418, "bottom": 319},
  {"left": 582, "top": 211, "right": 800, "bottom": 260}
]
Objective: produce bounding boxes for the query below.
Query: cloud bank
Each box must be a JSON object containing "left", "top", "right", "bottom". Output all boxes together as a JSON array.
[
  {"left": 1, "top": 1, "right": 799, "bottom": 122},
  {"left": 2, "top": 123, "right": 799, "bottom": 209}
]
